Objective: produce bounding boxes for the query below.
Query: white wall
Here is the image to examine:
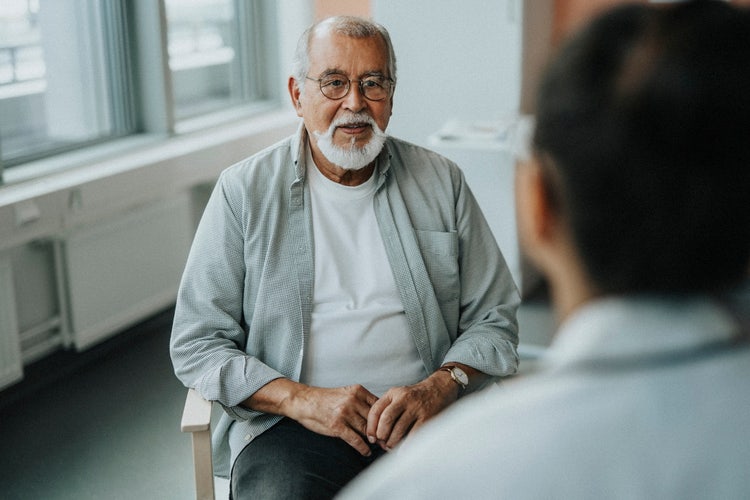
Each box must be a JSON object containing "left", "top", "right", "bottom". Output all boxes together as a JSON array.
[
  {"left": 277, "top": 0, "right": 314, "bottom": 100},
  {"left": 372, "top": 0, "right": 524, "bottom": 289},
  {"left": 372, "top": 0, "right": 522, "bottom": 146}
]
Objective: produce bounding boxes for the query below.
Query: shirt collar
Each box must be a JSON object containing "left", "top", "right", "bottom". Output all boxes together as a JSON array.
[
  {"left": 542, "top": 295, "right": 740, "bottom": 371},
  {"left": 291, "top": 121, "right": 307, "bottom": 181}
]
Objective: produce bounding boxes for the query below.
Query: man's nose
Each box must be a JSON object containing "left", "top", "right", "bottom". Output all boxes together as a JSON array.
[{"left": 342, "top": 81, "right": 367, "bottom": 112}]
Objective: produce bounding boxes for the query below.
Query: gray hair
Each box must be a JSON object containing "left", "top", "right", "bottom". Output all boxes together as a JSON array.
[{"left": 291, "top": 16, "right": 397, "bottom": 94}]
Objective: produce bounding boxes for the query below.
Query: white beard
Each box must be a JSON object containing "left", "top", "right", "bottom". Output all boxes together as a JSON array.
[{"left": 312, "top": 113, "right": 387, "bottom": 171}]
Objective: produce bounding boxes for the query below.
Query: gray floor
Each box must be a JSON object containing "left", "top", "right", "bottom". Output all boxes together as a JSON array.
[
  {"left": 0, "top": 310, "right": 227, "bottom": 500},
  {"left": 0, "top": 302, "right": 553, "bottom": 500}
]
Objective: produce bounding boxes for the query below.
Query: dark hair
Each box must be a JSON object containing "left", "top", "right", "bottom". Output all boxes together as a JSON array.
[{"left": 533, "top": 0, "right": 750, "bottom": 294}]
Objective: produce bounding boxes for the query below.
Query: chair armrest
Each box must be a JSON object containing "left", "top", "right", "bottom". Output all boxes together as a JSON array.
[{"left": 181, "top": 388, "right": 212, "bottom": 432}]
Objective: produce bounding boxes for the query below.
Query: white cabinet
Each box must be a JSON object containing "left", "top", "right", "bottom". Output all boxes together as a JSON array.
[
  {"left": 0, "top": 254, "right": 23, "bottom": 390},
  {"left": 0, "top": 191, "right": 195, "bottom": 384}
]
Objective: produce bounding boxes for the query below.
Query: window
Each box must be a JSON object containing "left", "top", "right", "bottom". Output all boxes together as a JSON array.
[
  {"left": 0, "top": 0, "right": 279, "bottom": 183},
  {"left": 0, "top": 0, "right": 134, "bottom": 167},
  {"left": 165, "top": 0, "right": 279, "bottom": 123}
]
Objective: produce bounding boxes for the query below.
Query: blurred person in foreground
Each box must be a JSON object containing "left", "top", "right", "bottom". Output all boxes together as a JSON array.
[
  {"left": 170, "top": 15, "right": 520, "bottom": 499},
  {"left": 339, "top": 1, "right": 750, "bottom": 498}
]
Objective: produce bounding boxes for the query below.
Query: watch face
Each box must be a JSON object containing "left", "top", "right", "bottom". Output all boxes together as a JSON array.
[{"left": 454, "top": 367, "right": 469, "bottom": 386}]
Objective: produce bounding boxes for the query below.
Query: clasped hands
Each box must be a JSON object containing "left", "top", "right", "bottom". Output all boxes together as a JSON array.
[{"left": 248, "top": 370, "right": 462, "bottom": 456}]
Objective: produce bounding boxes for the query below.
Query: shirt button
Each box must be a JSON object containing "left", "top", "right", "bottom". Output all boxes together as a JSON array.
[{"left": 244, "top": 434, "right": 254, "bottom": 441}]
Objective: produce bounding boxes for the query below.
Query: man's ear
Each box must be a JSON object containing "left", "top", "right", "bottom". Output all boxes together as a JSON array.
[
  {"left": 288, "top": 76, "right": 303, "bottom": 117},
  {"left": 515, "top": 156, "right": 559, "bottom": 266}
]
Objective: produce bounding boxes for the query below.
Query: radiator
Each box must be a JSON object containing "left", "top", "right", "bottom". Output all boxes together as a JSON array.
[{"left": 62, "top": 193, "right": 194, "bottom": 350}]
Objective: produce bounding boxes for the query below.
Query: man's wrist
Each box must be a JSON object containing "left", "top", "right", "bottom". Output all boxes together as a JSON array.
[
  {"left": 433, "top": 368, "right": 461, "bottom": 400},
  {"left": 245, "top": 377, "right": 303, "bottom": 417}
]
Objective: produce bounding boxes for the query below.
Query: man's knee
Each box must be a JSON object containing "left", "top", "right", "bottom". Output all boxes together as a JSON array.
[{"left": 230, "top": 420, "right": 379, "bottom": 500}]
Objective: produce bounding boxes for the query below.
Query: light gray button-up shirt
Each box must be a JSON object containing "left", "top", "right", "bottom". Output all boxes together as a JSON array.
[{"left": 170, "top": 123, "right": 520, "bottom": 477}]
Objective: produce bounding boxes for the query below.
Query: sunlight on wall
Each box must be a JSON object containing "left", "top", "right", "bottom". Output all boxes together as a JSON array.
[{"left": 314, "top": 0, "right": 370, "bottom": 20}]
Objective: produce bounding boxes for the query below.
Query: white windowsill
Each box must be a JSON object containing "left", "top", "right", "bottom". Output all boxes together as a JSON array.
[{"left": 0, "top": 107, "right": 298, "bottom": 208}]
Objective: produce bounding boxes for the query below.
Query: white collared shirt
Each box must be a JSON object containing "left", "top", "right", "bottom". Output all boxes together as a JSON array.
[{"left": 340, "top": 294, "right": 750, "bottom": 499}]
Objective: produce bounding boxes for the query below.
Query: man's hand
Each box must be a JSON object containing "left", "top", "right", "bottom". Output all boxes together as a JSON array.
[
  {"left": 245, "top": 379, "right": 378, "bottom": 456},
  {"left": 365, "top": 370, "right": 459, "bottom": 451}
]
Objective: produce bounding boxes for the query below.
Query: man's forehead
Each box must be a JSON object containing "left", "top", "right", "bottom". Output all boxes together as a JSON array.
[
  {"left": 307, "top": 32, "right": 388, "bottom": 73},
  {"left": 310, "top": 29, "right": 384, "bottom": 48}
]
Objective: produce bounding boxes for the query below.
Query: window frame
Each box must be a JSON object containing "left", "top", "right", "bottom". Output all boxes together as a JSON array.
[
  {"left": 0, "top": 0, "right": 281, "bottom": 185},
  {"left": 0, "top": 0, "right": 137, "bottom": 171}
]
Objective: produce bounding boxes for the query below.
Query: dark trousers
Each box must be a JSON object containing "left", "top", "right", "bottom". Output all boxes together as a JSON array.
[{"left": 230, "top": 418, "right": 386, "bottom": 500}]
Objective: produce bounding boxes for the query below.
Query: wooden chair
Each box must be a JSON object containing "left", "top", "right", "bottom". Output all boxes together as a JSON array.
[
  {"left": 177, "top": 346, "right": 545, "bottom": 500},
  {"left": 181, "top": 388, "right": 215, "bottom": 500}
]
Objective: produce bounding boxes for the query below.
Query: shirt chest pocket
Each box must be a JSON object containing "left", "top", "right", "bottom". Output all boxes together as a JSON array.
[{"left": 414, "top": 229, "right": 460, "bottom": 303}]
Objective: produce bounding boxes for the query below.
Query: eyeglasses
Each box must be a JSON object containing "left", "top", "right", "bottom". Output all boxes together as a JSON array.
[{"left": 305, "top": 73, "right": 394, "bottom": 101}]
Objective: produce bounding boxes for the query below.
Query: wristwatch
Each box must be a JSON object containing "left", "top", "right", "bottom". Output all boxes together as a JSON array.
[{"left": 439, "top": 365, "right": 469, "bottom": 392}]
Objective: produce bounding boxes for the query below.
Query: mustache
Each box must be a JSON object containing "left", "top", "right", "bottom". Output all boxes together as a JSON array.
[{"left": 331, "top": 113, "right": 377, "bottom": 128}]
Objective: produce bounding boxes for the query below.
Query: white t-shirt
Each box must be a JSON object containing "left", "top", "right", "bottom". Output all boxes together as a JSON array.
[{"left": 300, "top": 154, "right": 426, "bottom": 396}]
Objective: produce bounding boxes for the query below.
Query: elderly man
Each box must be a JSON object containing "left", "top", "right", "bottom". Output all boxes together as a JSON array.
[
  {"left": 339, "top": 1, "right": 750, "bottom": 498},
  {"left": 170, "top": 15, "right": 519, "bottom": 499}
]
